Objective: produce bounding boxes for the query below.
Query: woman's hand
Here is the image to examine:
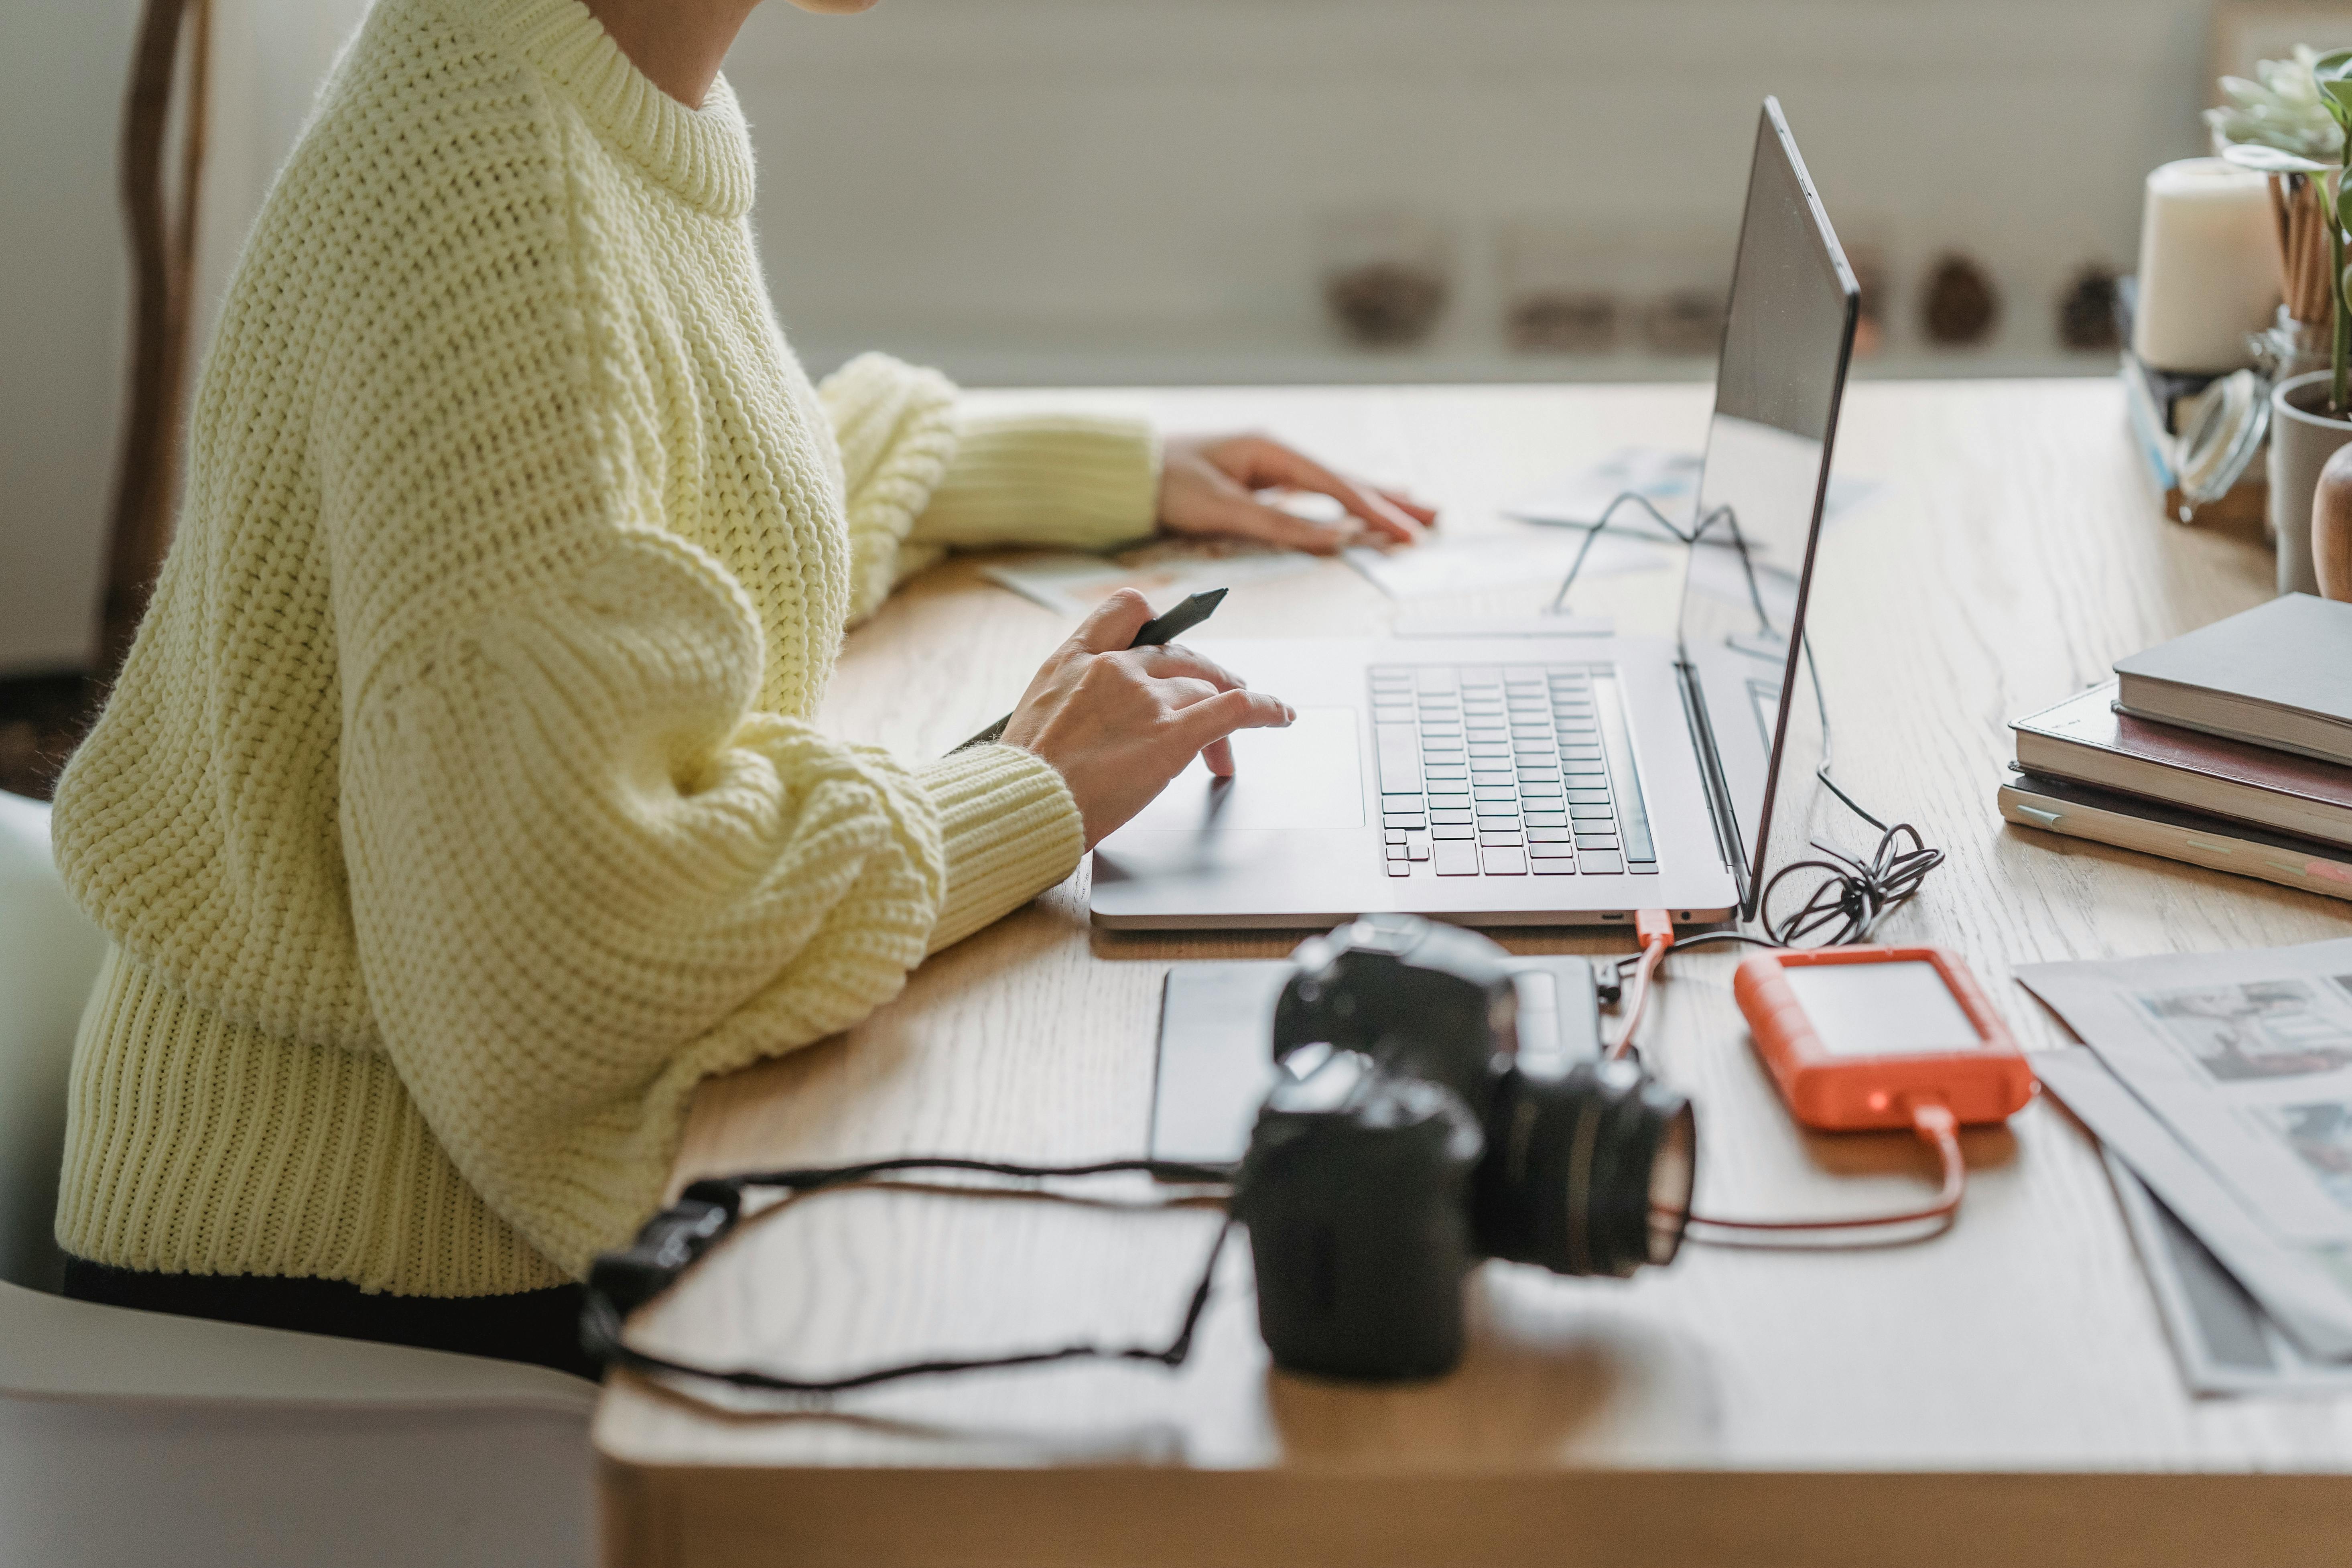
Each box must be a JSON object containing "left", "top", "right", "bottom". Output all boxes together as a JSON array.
[
  {"left": 1001, "top": 589, "right": 1295, "bottom": 847},
  {"left": 1158, "top": 432, "right": 1436, "bottom": 553}
]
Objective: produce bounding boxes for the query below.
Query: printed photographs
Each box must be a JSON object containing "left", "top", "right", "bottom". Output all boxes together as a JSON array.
[
  {"left": 2019, "top": 940, "right": 2352, "bottom": 1267},
  {"left": 2265, "top": 1103, "right": 2352, "bottom": 1212},
  {"left": 2138, "top": 980, "right": 2352, "bottom": 1083}
]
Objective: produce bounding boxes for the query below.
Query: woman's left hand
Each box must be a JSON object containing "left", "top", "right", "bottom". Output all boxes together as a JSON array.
[{"left": 1157, "top": 432, "right": 1436, "bottom": 553}]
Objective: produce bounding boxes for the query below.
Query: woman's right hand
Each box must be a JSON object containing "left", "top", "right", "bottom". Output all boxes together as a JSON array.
[{"left": 1000, "top": 589, "right": 1295, "bottom": 848}]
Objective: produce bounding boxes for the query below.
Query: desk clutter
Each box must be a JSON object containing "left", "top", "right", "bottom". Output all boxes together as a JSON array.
[
  {"left": 2128, "top": 47, "right": 2352, "bottom": 590},
  {"left": 594, "top": 914, "right": 2038, "bottom": 1399},
  {"left": 586, "top": 916, "right": 1699, "bottom": 1392},
  {"left": 2001, "top": 599, "right": 2352, "bottom": 1383},
  {"left": 2001, "top": 594, "right": 2352, "bottom": 904}
]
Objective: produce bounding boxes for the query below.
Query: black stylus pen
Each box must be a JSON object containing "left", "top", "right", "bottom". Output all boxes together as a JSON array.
[{"left": 950, "top": 587, "right": 1229, "bottom": 754}]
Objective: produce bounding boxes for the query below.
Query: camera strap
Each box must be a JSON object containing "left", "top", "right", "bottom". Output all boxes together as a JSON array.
[{"left": 579, "top": 1156, "right": 1235, "bottom": 1399}]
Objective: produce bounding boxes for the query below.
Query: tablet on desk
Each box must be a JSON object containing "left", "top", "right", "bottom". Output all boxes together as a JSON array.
[{"left": 1151, "top": 955, "right": 1602, "bottom": 1164}]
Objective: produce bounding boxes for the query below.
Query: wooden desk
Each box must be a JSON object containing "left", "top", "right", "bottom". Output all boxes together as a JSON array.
[{"left": 595, "top": 380, "right": 2352, "bottom": 1568}]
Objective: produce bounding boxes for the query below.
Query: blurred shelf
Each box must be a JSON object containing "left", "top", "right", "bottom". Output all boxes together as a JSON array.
[{"left": 790, "top": 326, "right": 2116, "bottom": 388}]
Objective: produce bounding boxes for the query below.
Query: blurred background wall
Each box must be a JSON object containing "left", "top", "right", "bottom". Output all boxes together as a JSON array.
[
  {"left": 2, "top": 2, "right": 142, "bottom": 676},
  {"left": 0, "top": 0, "right": 2243, "bottom": 672}
]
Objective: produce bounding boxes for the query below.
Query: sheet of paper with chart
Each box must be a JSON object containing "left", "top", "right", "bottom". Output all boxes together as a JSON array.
[
  {"left": 2018, "top": 939, "right": 2352, "bottom": 1248},
  {"left": 1502, "top": 444, "right": 1881, "bottom": 537}
]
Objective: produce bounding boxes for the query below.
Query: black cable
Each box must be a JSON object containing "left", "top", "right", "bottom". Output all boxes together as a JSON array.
[
  {"left": 1737, "top": 631, "right": 1943, "bottom": 949},
  {"left": 1546, "top": 490, "right": 1779, "bottom": 635},
  {"left": 702, "top": 1155, "right": 1233, "bottom": 1195},
  {"left": 580, "top": 1157, "right": 1235, "bottom": 1401},
  {"left": 1555, "top": 491, "right": 1946, "bottom": 972},
  {"left": 1619, "top": 806, "right": 1944, "bottom": 974}
]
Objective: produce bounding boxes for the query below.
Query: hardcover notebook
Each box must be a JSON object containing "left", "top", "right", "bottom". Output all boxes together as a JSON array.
[
  {"left": 2010, "top": 682, "right": 2352, "bottom": 849},
  {"left": 2113, "top": 594, "right": 2352, "bottom": 767},
  {"left": 1999, "top": 769, "right": 2352, "bottom": 904}
]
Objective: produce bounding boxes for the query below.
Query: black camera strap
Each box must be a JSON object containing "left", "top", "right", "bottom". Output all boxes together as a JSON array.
[{"left": 580, "top": 1157, "right": 1235, "bottom": 1399}]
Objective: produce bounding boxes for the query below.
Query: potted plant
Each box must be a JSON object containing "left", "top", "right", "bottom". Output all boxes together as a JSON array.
[{"left": 2212, "top": 46, "right": 2352, "bottom": 594}]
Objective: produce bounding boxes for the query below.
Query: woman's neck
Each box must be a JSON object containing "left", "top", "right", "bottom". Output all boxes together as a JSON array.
[{"left": 578, "top": 0, "right": 761, "bottom": 110}]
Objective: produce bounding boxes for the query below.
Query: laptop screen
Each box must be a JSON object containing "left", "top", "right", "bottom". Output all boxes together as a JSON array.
[{"left": 1674, "top": 99, "right": 1858, "bottom": 914}]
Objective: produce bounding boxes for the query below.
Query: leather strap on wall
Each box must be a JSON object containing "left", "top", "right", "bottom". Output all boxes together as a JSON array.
[{"left": 102, "top": 0, "right": 211, "bottom": 678}]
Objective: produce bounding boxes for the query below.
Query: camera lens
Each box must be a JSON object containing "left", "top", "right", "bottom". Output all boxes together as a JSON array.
[
  {"left": 1471, "top": 1060, "right": 1697, "bottom": 1278},
  {"left": 1645, "top": 1099, "right": 1696, "bottom": 1265}
]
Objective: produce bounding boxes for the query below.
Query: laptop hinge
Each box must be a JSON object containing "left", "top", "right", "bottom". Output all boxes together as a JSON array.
[{"left": 1676, "top": 658, "right": 1750, "bottom": 914}]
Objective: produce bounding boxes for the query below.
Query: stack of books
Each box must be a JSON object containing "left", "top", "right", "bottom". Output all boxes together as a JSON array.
[{"left": 2001, "top": 594, "right": 2352, "bottom": 903}]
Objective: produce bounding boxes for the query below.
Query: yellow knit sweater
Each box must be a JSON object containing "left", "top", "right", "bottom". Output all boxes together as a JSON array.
[{"left": 49, "top": 0, "right": 1158, "bottom": 1296}]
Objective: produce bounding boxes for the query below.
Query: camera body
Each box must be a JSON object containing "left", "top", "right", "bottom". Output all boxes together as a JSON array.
[{"left": 1234, "top": 914, "right": 1696, "bottom": 1382}]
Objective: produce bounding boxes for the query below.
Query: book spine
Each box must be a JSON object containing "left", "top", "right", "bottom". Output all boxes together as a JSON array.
[
  {"left": 2012, "top": 728, "right": 2352, "bottom": 849},
  {"left": 2110, "top": 696, "right": 2352, "bottom": 773},
  {"left": 1999, "top": 786, "right": 2352, "bottom": 903}
]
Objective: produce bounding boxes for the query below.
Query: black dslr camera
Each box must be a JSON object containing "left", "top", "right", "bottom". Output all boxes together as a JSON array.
[{"left": 1231, "top": 914, "right": 1696, "bottom": 1381}]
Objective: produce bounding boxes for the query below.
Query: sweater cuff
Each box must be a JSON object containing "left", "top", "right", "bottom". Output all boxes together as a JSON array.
[
  {"left": 910, "top": 413, "right": 1162, "bottom": 554},
  {"left": 914, "top": 744, "right": 1087, "bottom": 951}
]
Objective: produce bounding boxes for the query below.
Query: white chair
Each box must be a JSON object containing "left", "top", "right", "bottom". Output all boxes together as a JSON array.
[{"left": 0, "top": 791, "right": 597, "bottom": 1568}]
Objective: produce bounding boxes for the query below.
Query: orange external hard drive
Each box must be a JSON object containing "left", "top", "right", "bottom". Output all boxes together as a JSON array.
[{"left": 1731, "top": 945, "right": 2035, "bottom": 1131}]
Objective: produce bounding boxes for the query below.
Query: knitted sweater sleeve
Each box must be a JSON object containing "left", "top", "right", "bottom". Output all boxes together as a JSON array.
[
  {"left": 319, "top": 244, "right": 1079, "bottom": 1279},
  {"left": 820, "top": 354, "right": 1161, "bottom": 622}
]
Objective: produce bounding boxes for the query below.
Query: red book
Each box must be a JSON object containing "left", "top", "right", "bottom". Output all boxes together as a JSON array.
[{"left": 2011, "top": 682, "right": 2352, "bottom": 850}]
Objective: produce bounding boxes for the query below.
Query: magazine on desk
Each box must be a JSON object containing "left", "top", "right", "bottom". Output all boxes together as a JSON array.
[
  {"left": 2019, "top": 940, "right": 2352, "bottom": 1246},
  {"left": 2101, "top": 1144, "right": 2352, "bottom": 1396},
  {"left": 2019, "top": 941, "right": 2352, "bottom": 1391},
  {"left": 2034, "top": 1047, "right": 2352, "bottom": 1378}
]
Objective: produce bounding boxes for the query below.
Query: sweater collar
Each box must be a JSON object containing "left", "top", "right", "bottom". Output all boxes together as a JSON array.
[{"left": 453, "top": 0, "right": 755, "bottom": 218}]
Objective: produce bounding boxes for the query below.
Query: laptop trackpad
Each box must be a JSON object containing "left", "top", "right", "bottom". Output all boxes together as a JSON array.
[{"left": 1119, "top": 706, "right": 1365, "bottom": 832}]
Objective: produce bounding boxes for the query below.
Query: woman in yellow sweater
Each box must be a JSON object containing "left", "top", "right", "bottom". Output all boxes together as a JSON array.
[{"left": 48, "top": 0, "right": 1431, "bottom": 1376}]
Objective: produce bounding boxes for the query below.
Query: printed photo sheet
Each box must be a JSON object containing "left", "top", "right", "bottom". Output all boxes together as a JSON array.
[
  {"left": 2103, "top": 1147, "right": 2352, "bottom": 1396},
  {"left": 2034, "top": 1046, "right": 2352, "bottom": 1365},
  {"left": 2018, "top": 939, "right": 2352, "bottom": 1247}
]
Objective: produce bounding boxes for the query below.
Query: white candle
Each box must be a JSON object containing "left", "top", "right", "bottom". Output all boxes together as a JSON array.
[{"left": 2133, "top": 156, "right": 2282, "bottom": 373}]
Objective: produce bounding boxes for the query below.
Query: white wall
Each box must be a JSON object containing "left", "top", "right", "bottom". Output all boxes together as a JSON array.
[
  {"left": 0, "top": 0, "right": 366, "bottom": 675},
  {"left": 735, "top": 0, "right": 2218, "bottom": 384},
  {"left": 0, "top": 0, "right": 2248, "bottom": 672},
  {"left": 0, "top": 1, "right": 142, "bottom": 674}
]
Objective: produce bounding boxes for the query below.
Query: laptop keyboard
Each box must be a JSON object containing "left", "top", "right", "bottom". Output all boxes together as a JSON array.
[{"left": 1371, "top": 664, "right": 1658, "bottom": 879}]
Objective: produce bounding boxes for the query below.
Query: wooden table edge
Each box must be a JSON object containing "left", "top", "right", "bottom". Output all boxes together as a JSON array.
[{"left": 600, "top": 1454, "right": 2352, "bottom": 1568}]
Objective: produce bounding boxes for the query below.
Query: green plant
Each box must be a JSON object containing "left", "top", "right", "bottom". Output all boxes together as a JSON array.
[
  {"left": 2208, "top": 46, "right": 2343, "bottom": 165},
  {"left": 2212, "top": 47, "right": 2352, "bottom": 414}
]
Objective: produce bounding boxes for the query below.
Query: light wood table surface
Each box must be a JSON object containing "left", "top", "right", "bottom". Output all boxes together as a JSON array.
[{"left": 595, "top": 379, "right": 2352, "bottom": 1568}]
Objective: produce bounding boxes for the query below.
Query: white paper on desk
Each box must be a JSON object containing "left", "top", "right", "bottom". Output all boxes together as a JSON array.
[
  {"left": 979, "top": 542, "right": 1316, "bottom": 617},
  {"left": 2033, "top": 1047, "right": 2352, "bottom": 1362},
  {"left": 2101, "top": 1150, "right": 2352, "bottom": 1395},
  {"left": 1343, "top": 527, "right": 1670, "bottom": 601},
  {"left": 2017, "top": 940, "right": 2352, "bottom": 1246},
  {"left": 1502, "top": 445, "right": 1881, "bottom": 537}
]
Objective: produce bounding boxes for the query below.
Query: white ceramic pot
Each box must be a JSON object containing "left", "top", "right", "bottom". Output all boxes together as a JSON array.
[{"left": 2269, "top": 370, "right": 2352, "bottom": 596}]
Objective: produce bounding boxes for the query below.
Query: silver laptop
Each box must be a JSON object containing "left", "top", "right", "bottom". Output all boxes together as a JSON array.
[{"left": 1092, "top": 99, "right": 1858, "bottom": 931}]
